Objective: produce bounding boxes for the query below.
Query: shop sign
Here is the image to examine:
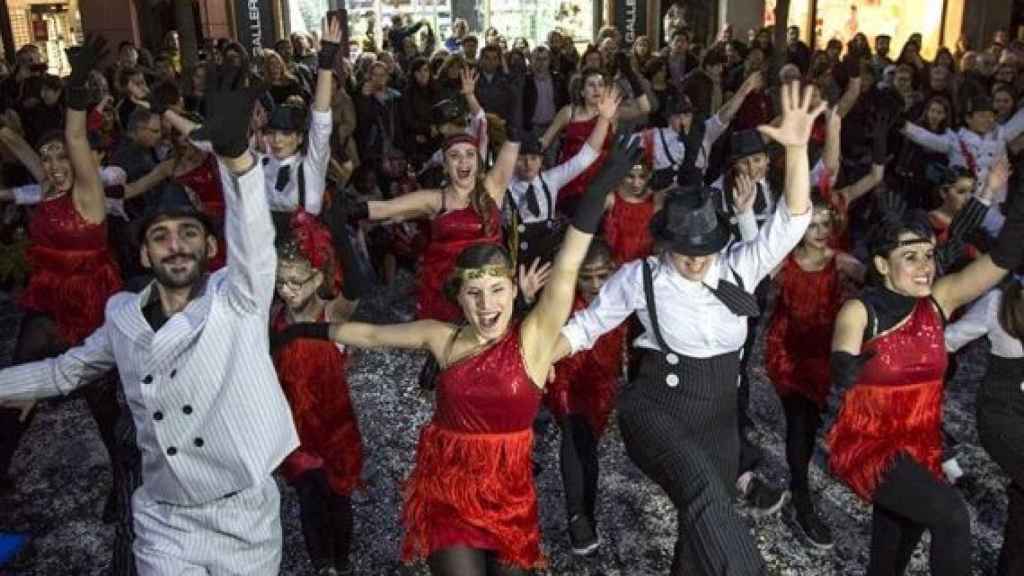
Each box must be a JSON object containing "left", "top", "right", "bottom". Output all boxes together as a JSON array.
[
  {"left": 236, "top": 0, "right": 275, "bottom": 54},
  {"left": 614, "top": 0, "right": 646, "bottom": 44}
]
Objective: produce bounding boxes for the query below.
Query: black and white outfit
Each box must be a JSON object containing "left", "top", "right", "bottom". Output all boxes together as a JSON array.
[
  {"left": 505, "top": 142, "right": 598, "bottom": 266},
  {"left": 637, "top": 115, "right": 728, "bottom": 190},
  {"left": 945, "top": 283, "right": 1024, "bottom": 575},
  {"left": 562, "top": 193, "right": 810, "bottom": 574}
]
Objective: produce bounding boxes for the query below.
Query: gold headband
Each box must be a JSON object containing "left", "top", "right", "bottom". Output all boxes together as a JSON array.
[
  {"left": 39, "top": 141, "right": 64, "bottom": 156},
  {"left": 455, "top": 264, "right": 514, "bottom": 282}
]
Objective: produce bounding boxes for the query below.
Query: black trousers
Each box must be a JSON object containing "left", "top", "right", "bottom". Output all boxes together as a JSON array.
[
  {"left": 868, "top": 455, "right": 971, "bottom": 576},
  {"left": 780, "top": 395, "right": 821, "bottom": 499},
  {"left": 558, "top": 414, "right": 600, "bottom": 523},
  {"left": 976, "top": 355, "right": 1024, "bottom": 576},
  {"left": 617, "top": 351, "right": 766, "bottom": 576},
  {"left": 293, "top": 468, "right": 354, "bottom": 570},
  {"left": 736, "top": 278, "right": 771, "bottom": 433}
]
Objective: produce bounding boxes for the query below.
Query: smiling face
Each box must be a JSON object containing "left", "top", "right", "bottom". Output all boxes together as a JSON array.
[
  {"left": 577, "top": 257, "right": 615, "bottom": 303},
  {"left": 875, "top": 232, "right": 937, "bottom": 297},
  {"left": 669, "top": 252, "right": 717, "bottom": 282},
  {"left": 275, "top": 258, "right": 324, "bottom": 310},
  {"left": 619, "top": 167, "right": 650, "bottom": 198},
  {"left": 445, "top": 142, "right": 479, "bottom": 186},
  {"left": 266, "top": 129, "right": 301, "bottom": 159},
  {"left": 802, "top": 206, "right": 834, "bottom": 250},
  {"left": 514, "top": 154, "right": 543, "bottom": 181},
  {"left": 141, "top": 217, "right": 215, "bottom": 289},
  {"left": 966, "top": 109, "right": 997, "bottom": 135},
  {"left": 38, "top": 139, "right": 74, "bottom": 194},
  {"left": 457, "top": 273, "right": 517, "bottom": 340}
]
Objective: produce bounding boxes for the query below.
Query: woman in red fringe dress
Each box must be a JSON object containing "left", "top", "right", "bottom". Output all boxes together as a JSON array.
[
  {"left": 543, "top": 239, "right": 627, "bottom": 555},
  {"left": 170, "top": 111, "right": 227, "bottom": 270},
  {"left": 270, "top": 209, "right": 366, "bottom": 575},
  {"left": 763, "top": 194, "right": 863, "bottom": 550},
  {"left": 277, "top": 134, "right": 640, "bottom": 575},
  {"left": 601, "top": 159, "right": 663, "bottom": 264},
  {"left": 826, "top": 181, "right": 1024, "bottom": 575}
]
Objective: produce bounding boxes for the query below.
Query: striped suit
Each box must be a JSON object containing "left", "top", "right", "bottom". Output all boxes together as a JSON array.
[{"left": 0, "top": 160, "right": 298, "bottom": 574}]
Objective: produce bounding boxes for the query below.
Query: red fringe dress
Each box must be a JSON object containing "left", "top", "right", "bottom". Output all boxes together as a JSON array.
[
  {"left": 546, "top": 297, "right": 627, "bottom": 436},
  {"left": 176, "top": 154, "right": 227, "bottom": 271},
  {"left": 416, "top": 204, "right": 502, "bottom": 322},
  {"left": 827, "top": 299, "right": 947, "bottom": 501},
  {"left": 20, "top": 193, "right": 122, "bottom": 345},
  {"left": 271, "top": 307, "right": 364, "bottom": 495},
  {"left": 556, "top": 114, "right": 610, "bottom": 214},
  {"left": 603, "top": 194, "right": 656, "bottom": 264},
  {"left": 402, "top": 323, "right": 545, "bottom": 569},
  {"left": 765, "top": 255, "right": 845, "bottom": 406}
]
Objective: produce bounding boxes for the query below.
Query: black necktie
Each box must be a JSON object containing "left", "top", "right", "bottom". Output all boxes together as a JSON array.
[
  {"left": 524, "top": 183, "right": 541, "bottom": 218},
  {"left": 705, "top": 279, "right": 760, "bottom": 317},
  {"left": 275, "top": 165, "right": 290, "bottom": 192},
  {"left": 753, "top": 182, "right": 767, "bottom": 216}
]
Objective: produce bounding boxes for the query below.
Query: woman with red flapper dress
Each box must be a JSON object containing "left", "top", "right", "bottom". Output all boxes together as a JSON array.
[
  {"left": 601, "top": 159, "right": 663, "bottom": 264},
  {"left": 276, "top": 124, "right": 639, "bottom": 575}
]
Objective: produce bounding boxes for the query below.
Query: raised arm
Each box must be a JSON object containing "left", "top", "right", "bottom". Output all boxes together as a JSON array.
[
  {"left": 944, "top": 289, "right": 999, "bottom": 352},
  {"left": 300, "top": 15, "right": 342, "bottom": 216},
  {"left": 163, "top": 107, "right": 202, "bottom": 137},
  {"left": 540, "top": 105, "right": 571, "bottom": 150},
  {"left": 822, "top": 107, "right": 841, "bottom": 179},
  {"left": 64, "top": 37, "right": 110, "bottom": 223},
  {"left": 0, "top": 125, "right": 45, "bottom": 184},
  {"left": 122, "top": 158, "right": 174, "bottom": 199},
  {"left": 716, "top": 70, "right": 763, "bottom": 126},
  {"left": 365, "top": 189, "right": 442, "bottom": 222},
  {"left": 835, "top": 55, "right": 863, "bottom": 118},
  {"left": 902, "top": 121, "right": 953, "bottom": 154},
  {"left": 757, "top": 81, "right": 826, "bottom": 216},
  {"left": 521, "top": 134, "right": 640, "bottom": 385},
  {"left": 545, "top": 85, "right": 619, "bottom": 190}
]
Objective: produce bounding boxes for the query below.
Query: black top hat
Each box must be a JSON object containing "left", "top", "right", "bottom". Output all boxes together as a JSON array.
[
  {"left": 266, "top": 104, "right": 308, "bottom": 132},
  {"left": 432, "top": 98, "right": 466, "bottom": 125},
  {"left": 730, "top": 129, "right": 767, "bottom": 161},
  {"left": 964, "top": 94, "right": 995, "bottom": 115},
  {"left": 664, "top": 90, "right": 694, "bottom": 116},
  {"left": 135, "top": 181, "right": 215, "bottom": 243},
  {"left": 521, "top": 134, "right": 544, "bottom": 156},
  {"left": 649, "top": 187, "right": 731, "bottom": 257}
]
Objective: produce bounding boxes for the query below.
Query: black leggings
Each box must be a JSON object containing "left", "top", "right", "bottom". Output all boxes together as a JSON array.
[
  {"left": 781, "top": 395, "right": 821, "bottom": 499},
  {"left": 558, "top": 414, "right": 599, "bottom": 523},
  {"left": 868, "top": 455, "right": 971, "bottom": 576},
  {"left": 294, "top": 468, "right": 354, "bottom": 569},
  {"left": 427, "top": 546, "right": 530, "bottom": 576}
]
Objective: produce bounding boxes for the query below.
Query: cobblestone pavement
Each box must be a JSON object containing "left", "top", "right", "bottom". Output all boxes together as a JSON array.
[{"left": 0, "top": 276, "right": 1007, "bottom": 575}]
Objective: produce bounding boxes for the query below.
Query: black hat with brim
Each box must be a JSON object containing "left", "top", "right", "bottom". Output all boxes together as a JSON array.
[
  {"left": 649, "top": 186, "right": 732, "bottom": 257},
  {"left": 135, "top": 181, "right": 215, "bottom": 244},
  {"left": 521, "top": 134, "right": 544, "bottom": 156},
  {"left": 266, "top": 105, "right": 308, "bottom": 132},
  {"left": 730, "top": 129, "right": 767, "bottom": 161}
]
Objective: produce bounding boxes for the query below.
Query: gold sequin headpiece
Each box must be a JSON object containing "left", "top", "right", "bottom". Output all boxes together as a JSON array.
[{"left": 455, "top": 264, "right": 514, "bottom": 281}]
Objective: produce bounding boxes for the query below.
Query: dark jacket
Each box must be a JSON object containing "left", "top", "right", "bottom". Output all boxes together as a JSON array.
[
  {"left": 354, "top": 88, "right": 404, "bottom": 163},
  {"left": 522, "top": 72, "right": 569, "bottom": 132},
  {"left": 475, "top": 70, "right": 524, "bottom": 131}
]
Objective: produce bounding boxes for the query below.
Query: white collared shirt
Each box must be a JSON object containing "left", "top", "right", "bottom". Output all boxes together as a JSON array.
[
  {"left": 636, "top": 115, "right": 728, "bottom": 173},
  {"left": 1, "top": 161, "right": 298, "bottom": 506},
  {"left": 259, "top": 109, "right": 333, "bottom": 215},
  {"left": 506, "top": 143, "right": 598, "bottom": 223},
  {"left": 562, "top": 197, "right": 810, "bottom": 358},
  {"left": 945, "top": 288, "right": 1024, "bottom": 358}
]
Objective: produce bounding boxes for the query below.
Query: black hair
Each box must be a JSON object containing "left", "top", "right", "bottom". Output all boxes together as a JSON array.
[
  {"left": 443, "top": 243, "right": 513, "bottom": 303},
  {"left": 40, "top": 74, "right": 63, "bottom": 92},
  {"left": 865, "top": 210, "right": 935, "bottom": 285},
  {"left": 583, "top": 237, "right": 615, "bottom": 266},
  {"left": 1000, "top": 275, "right": 1024, "bottom": 341}
]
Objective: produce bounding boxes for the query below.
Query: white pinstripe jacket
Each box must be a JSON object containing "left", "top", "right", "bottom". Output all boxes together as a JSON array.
[{"left": 0, "top": 160, "right": 298, "bottom": 506}]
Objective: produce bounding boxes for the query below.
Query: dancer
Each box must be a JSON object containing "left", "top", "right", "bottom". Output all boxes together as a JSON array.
[
  {"left": 827, "top": 165, "right": 1024, "bottom": 575},
  {"left": 0, "top": 63, "right": 299, "bottom": 575},
  {"left": 945, "top": 274, "right": 1024, "bottom": 575},
  {"left": 601, "top": 157, "right": 661, "bottom": 263},
  {"left": 556, "top": 81, "right": 823, "bottom": 574},
  {"left": 278, "top": 135, "right": 641, "bottom": 575}
]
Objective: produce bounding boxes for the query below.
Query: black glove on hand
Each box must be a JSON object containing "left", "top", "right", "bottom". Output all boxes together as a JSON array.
[
  {"left": 190, "top": 65, "right": 263, "bottom": 158},
  {"left": 822, "top": 349, "right": 876, "bottom": 430},
  {"left": 991, "top": 183, "right": 1024, "bottom": 270},
  {"left": 676, "top": 115, "right": 707, "bottom": 188},
  {"left": 872, "top": 112, "right": 891, "bottom": 166},
  {"left": 572, "top": 134, "right": 642, "bottom": 234},
  {"left": 323, "top": 200, "right": 372, "bottom": 301},
  {"left": 318, "top": 40, "right": 340, "bottom": 71},
  {"left": 877, "top": 187, "right": 907, "bottom": 227},
  {"left": 66, "top": 35, "right": 109, "bottom": 110},
  {"left": 269, "top": 322, "right": 332, "bottom": 353}
]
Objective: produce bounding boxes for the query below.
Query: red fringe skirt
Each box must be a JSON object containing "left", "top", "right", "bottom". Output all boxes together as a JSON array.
[
  {"left": 828, "top": 380, "right": 945, "bottom": 501},
  {"left": 401, "top": 425, "right": 545, "bottom": 569}
]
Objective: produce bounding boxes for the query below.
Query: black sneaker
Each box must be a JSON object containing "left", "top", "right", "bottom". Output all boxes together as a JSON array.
[
  {"left": 745, "top": 477, "right": 788, "bottom": 519},
  {"left": 794, "top": 505, "right": 834, "bottom": 550},
  {"left": 568, "top": 514, "right": 599, "bottom": 556}
]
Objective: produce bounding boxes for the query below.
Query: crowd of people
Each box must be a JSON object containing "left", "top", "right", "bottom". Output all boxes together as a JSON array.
[{"left": 0, "top": 8, "right": 1022, "bottom": 576}]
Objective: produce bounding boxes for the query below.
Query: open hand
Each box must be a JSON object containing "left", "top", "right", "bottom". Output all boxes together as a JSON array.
[
  {"left": 322, "top": 13, "right": 343, "bottom": 45},
  {"left": 596, "top": 84, "right": 623, "bottom": 121},
  {"left": 518, "top": 258, "right": 553, "bottom": 304},
  {"left": 460, "top": 67, "right": 478, "bottom": 96},
  {"left": 190, "top": 65, "right": 264, "bottom": 158},
  {"left": 733, "top": 172, "right": 757, "bottom": 214},
  {"left": 984, "top": 155, "right": 1011, "bottom": 200},
  {"left": 757, "top": 81, "right": 827, "bottom": 148}
]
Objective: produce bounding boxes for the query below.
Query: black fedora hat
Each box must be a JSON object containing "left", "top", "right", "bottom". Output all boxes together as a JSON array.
[
  {"left": 521, "top": 134, "right": 544, "bottom": 156},
  {"left": 964, "top": 94, "right": 995, "bottom": 115},
  {"left": 135, "top": 181, "right": 215, "bottom": 244},
  {"left": 649, "top": 187, "right": 731, "bottom": 256},
  {"left": 730, "top": 129, "right": 767, "bottom": 161},
  {"left": 266, "top": 104, "right": 308, "bottom": 132},
  {"left": 432, "top": 97, "right": 466, "bottom": 125}
]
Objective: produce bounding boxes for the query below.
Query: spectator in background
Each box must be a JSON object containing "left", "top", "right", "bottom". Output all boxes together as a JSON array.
[
  {"left": 354, "top": 61, "right": 403, "bottom": 192},
  {"left": 631, "top": 35, "right": 654, "bottom": 74},
  {"left": 523, "top": 45, "right": 568, "bottom": 135},
  {"left": 435, "top": 52, "right": 467, "bottom": 103},
  {"left": 263, "top": 50, "right": 310, "bottom": 106},
  {"left": 152, "top": 53, "right": 178, "bottom": 85},
  {"left": 275, "top": 38, "right": 314, "bottom": 93},
  {"left": 162, "top": 30, "right": 182, "bottom": 74},
  {"left": 395, "top": 23, "right": 436, "bottom": 74},
  {"left": 666, "top": 28, "right": 699, "bottom": 92},
  {"left": 444, "top": 18, "right": 468, "bottom": 53},
  {"left": 461, "top": 34, "right": 479, "bottom": 63},
  {"left": 20, "top": 75, "right": 64, "bottom": 147},
  {"left": 787, "top": 26, "right": 811, "bottom": 73},
  {"left": 292, "top": 32, "right": 318, "bottom": 70},
  {"left": 871, "top": 34, "right": 893, "bottom": 78},
  {"left": 400, "top": 58, "right": 441, "bottom": 166},
  {"left": 476, "top": 45, "right": 525, "bottom": 137},
  {"left": 0, "top": 44, "right": 44, "bottom": 115},
  {"left": 681, "top": 49, "right": 726, "bottom": 119},
  {"left": 115, "top": 66, "right": 149, "bottom": 127}
]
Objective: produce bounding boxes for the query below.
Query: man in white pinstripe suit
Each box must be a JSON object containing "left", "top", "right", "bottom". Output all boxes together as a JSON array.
[{"left": 0, "top": 63, "right": 297, "bottom": 575}]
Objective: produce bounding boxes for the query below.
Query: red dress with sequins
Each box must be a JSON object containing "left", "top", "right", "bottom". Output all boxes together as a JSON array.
[
  {"left": 271, "top": 307, "right": 364, "bottom": 495},
  {"left": 765, "top": 255, "right": 845, "bottom": 406},
  {"left": 603, "top": 195, "right": 656, "bottom": 264},
  {"left": 416, "top": 204, "right": 502, "bottom": 322},
  {"left": 402, "top": 324, "right": 545, "bottom": 569},
  {"left": 176, "top": 155, "right": 227, "bottom": 271},
  {"left": 828, "top": 299, "right": 947, "bottom": 501},
  {"left": 546, "top": 297, "right": 626, "bottom": 436},
  {"left": 556, "top": 114, "right": 610, "bottom": 214},
  {"left": 20, "top": 193, "right": 122, "bottom": 345}
]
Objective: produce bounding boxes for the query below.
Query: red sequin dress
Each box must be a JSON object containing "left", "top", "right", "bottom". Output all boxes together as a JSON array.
[
  {"left": 20, "top": 193, "right": 122, "bottom": 345},
  {"left": 828, "top": 299, "right": 947, "bottom": 501},
  {"left": 402, "top": 324, "right": 545, "bottom": 569},
  {"left": 556, "top": 113, "right": 610, "bottom": 214},
  {"left": 603, "top": 194, "right": 656, "bottom": 264},
  {"left": 176, "top": 155, "right": 227, "bottom": 271},
  {"left": 271, "top": 307, "right": 364, "bottom": 495},
  {"left": 416, "top": 204, "right": 502, "bottom": 322},
  {"left": 546, "top": 297, "right": 627, "bottom": 436},
  {"left": 765, "top": 255, "right": 845, "bottom": 406}
]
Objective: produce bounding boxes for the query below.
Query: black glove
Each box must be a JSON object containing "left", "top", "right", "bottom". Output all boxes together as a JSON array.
[
  {"left": 269, "top": 322, "right": 331, "bottom": 353},
  {"left": 318, "top": 40, "right": 340, "bottom": 71},
  {"left": 676, "top": 114, "right": 707, "bottom": 188},
  {"left": 876, "top": 187, "right": 907, "bottom": 228},
  {"left": 189, "top": 65, "right": 262, "bottom": 158},
  {"left": 572, "top": 134, "right": 642, "bottom": 234},
  {"left": 871, "top": 111, "right": 891, "bottom": 166},
  {"left": 991, "top": 184, "right": 1024, "bottom": 270},
  {"left": 322, "top": 200, "right": 372, "bottom": 301},
  {"left": 66, "top": 35, "right": 109, "bottom": 110},
  {"left": 346, "top": 201, "right": 369, "bottom": 222},
  {"left": 822, "top": 349, "right": 876, "bottom": 430}
]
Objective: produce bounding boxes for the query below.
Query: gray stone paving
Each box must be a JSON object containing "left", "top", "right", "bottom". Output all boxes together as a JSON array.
[{"left": 0, "top": 276, "right": 1007, "bottom": 575}]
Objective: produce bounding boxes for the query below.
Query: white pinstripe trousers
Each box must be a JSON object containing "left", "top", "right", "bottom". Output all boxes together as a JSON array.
[{"left": 131, "top": 478, "right": 282, "bottom": 575}]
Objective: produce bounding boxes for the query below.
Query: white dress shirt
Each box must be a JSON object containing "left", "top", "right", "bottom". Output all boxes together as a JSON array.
[
  {"left": 636, "top": 115, "right": 727, "bottom": 173},
  {"left": 711, "top": 174, "right": 775, "bottom": 227},
  {"left": 260, "top": 109, "right": 333, "bottom": 215},
  {"left": 1, "top": 160, "right": 299, "bottom": 506},
  {"left": 506, "top": 143, "right": 598, "bottom": 224},
  {"left": 15, "top": 167, "right": 130, "bottom": 219},
  {"left": 562, "top": 198, "right": 811, "bottom": 358},
  {"left": 945, "top": 288, "right": 1024, "bottom": 358}
]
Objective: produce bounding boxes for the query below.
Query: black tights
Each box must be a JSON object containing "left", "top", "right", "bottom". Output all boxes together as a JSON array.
[
  {"left": 427, "top": 546, "right": 530, "bottom": 576},
  {"left": 868, "top": 455, "right": 971, "bottom": 576},
  {"left": 294, "top": 468, "right": 354, "bottom": 569},
  {"left": 781, "top": 395, "right": 821, "bottom": 502},
  {"left": 559, "top": 414, "right": 599, "bottom": 522}
]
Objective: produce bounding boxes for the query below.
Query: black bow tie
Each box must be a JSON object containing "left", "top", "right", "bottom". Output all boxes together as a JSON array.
[
  {"left": 275, "top": 165, "right": 291, "bottom": 192},
  {"left": 705, "top": 278, "right": 760, "bottom": 317},
  {"left": 524, "top": 183, "right": 541, "bottom": 218}
]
